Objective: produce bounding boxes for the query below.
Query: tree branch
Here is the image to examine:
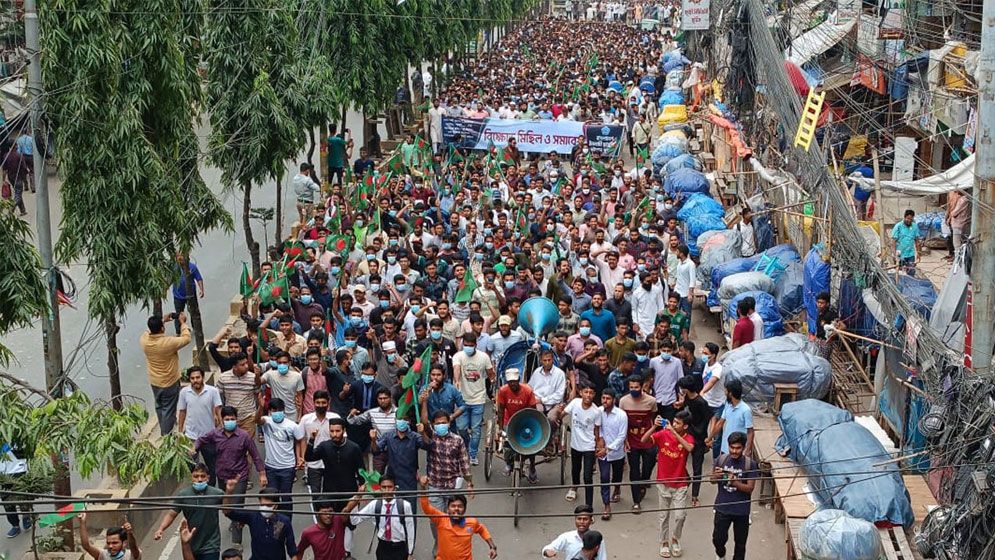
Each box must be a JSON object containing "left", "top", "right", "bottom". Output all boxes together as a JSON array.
[{"left": 0, "top": 371, "right": 54, "bottom": 402}]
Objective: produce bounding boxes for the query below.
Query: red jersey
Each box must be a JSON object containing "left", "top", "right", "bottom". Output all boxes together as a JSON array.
[
  {"left": 732, "top": 316, "right": 755, "bottom": 348},
  {"left": 297, "top": 518, "right": 348, "bottom": 560},
  {"left": 652, "top": 429, "right": 694, "bottom": 488},
  {"left": 496, "top": 383, "right": 539, "bottom": 425},
  {"left": 619, "top": 394, "right": 657, "bottom": 450}
]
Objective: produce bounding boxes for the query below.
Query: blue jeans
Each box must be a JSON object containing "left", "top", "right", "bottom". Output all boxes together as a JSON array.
[
  {"left": 711, "top": 403, "right": 725, "bottom": 461},
  {"left": 265, "top": 466, "right": 296, "bottom": 518},
  {"left": 455, "top": 403, "right": 485, "bottom": 459},
  {"left": 680, "top": 294, "right": 693, "bottom": 322}
]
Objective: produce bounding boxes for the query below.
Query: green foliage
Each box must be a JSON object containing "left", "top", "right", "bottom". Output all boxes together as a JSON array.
[
  {"left": 0, "top": 388, "right": 191, "bottom": 484},
  {"left": 0, "top": 206, "right": 47, "bottom": 366}
]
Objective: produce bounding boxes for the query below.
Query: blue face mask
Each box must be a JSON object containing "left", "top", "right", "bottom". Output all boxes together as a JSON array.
[
  {"left": 344, "top": 340, "right": 357, "bottom": 348},
  {"left": 396, "top": 283, "right": 409, "bottom": 292},
  {"left": 192, "top": 481, "right": 209, "bottom": 492},
  {"left": 223, "top": 419, "right": 237, "bottom": 432},
  {"left": 330, "top": 266, "right": 342, "bottom": 275},
  {"left": 484, "top": 228, "right": 493, "bottom": 236},
  {"left": 630, "top": 389, "right": 642, "bottom": 398},
  {"left": 269, "top": 360, "right": 278, "bottom": 369},
  {"left": 541, "top": 253, "right": 551, "bottom": 261},
  {"left": 277, "top": 363, "right": 290, "bottom": 375},
  {"left": 637, "top": 354, "right": 648, "bottom": 362},
  {"left": 386, "top": 353, "right": 398, "bottom": 362},
  {"left": 366, "top": 254, "right": 376, "bottom": 261},
  {"left": 485, "top": 242, "right": 494, "bottom": 250},
  {"left": 387, "top": 256, "right": 397, "bottom": 264},
  {"left": 410, "top": 304, "right": 421, "bottom": 314},
  {"left": 637, "top": 264, "right": 647, "bottom": 272},
  {"left": 579, "top": 257, "right": 589, "bottom": 266},
  {"left": 434, "top": 424, "right": 450, "bottom": 437},
  {"left": 623, "top": 278, "right": 634, "bottom": 288},
  {"left": 380, "top": 300, "right": 390, "bottom": 308},
  {"left": 300, "top": 295, "right": 313, "bottom": 305},
  {"left": 505, "top": 281, "right": 516, "bottom": 289},
  {"left": 431, "top": 330, "right": 443, "bottom": 340},
  {"left": 579, "top": 326, "right": 591, "bottom": 337},
  {"left": 362, "top": 374, "right": 375, "bottom": 384},
  {"left": 350, "top": 317, "right": 362, "bottom": 326},
  {"left": 370, "top": 283, "right": 381, "bottom": 293},
  {"left": 463, "top": 346, "right": 476, "bottom": 356},
  {"left": 389, "top": 211, "right": 398, "bottom": 219},
  {"left": 396, "top": 419, "right": 410, "bottom": 432},
  {"left": 475, "top": 253, "right": 484, "bottom": 261},
  {"left": 443, "top": 243, "right": 452, "bottom": 250},
  {"left": 271, "top": 411, "right": 285, "bottom": 423},
  {"left": 660, "top": 352, "right": 672, "bottom": 361}
]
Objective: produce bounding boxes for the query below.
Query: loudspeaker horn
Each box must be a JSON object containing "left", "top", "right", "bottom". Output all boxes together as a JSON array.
[
  {"left": 505, "top": 408, "right": 552, "bottom": 456},
  {"left": 518, "top": 297, "right": 559, "bottom": 338}
]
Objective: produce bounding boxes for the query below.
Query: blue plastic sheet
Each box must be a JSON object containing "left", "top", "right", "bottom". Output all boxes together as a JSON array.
[
  {"left": 896, "top": 274, "right": 938, "bottom": 320},
  {"left": 664, "top": 168, "right": 709, "bottom": 195},
  {"left": 708, "top": 244, "right": 801, "bottom": 307},
  {"left": 676, "top": 193, "right": 723, "bottom": 222},
  {"left": 776, "top": 400, "right": 915, "bottom": 527},
  {"left": 799, "top": 510, "right": 883, "bottom": 560},
  {"left": 659, "top": 88, "right": 685, "bottom": 106},
  {"left": 913, "top": 211, "right": 944, "bottom": 238},
  {"left": 663, "top": 59, "right": 685, "bottom": 73},
  {"left": 686, "top": 214, "right": 727, "bottom": 256},
  {"left": 803, "top": 244, "right": 831, "bottom": 335},
  {"left": 608, "top": 80, "right": 623, "bottom": 93},
  {"left": 664, "top": 153, "right": 702, "bottom": 174},
  {"left": 774, "top": 262, "right": 805, "bottom": 317},
  {"left": 726, "top": 291, "right": 784, "bottom": 338}
]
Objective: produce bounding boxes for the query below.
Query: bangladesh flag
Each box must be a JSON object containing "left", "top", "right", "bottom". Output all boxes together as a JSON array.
[
  {"left": 283, "top": 240, "right": 306, "bottom": 260},
  {"left": 397, "top": 345, "right": 432, "bottom": 422},
  {"left": 495, "top": 147, "right": 514, "bottom": 167},
  {"left": 325, "top": 234, "right": 352, "bottom": 256},
  {"left": 551, "top": 176, "right": 564, "bottom": 195},
  {"left": 239, "top": 262, "right": 257, "bottom": 298},
  {"left": 259, "top": 273, "right": 291, "bottom": 306},
  {"left": 636, "top": 146, "right": 649, "bottom": 163},
  {"left": 454, "top": 268, "right": 478, "bottom": 304},
  {"left": 359, "top": 468, "right": 382, "bottom": 492},
  {"left": 516, "top": 207, "right": 529, "bottom": 238},
  {"left": 586, "top": 52, "right": 599, "bottom": 68},
  {"left": 38, "top": 502, "right": 85, "bottom": 528},
  {"left": 446, "top": 144, "right": 464, "bottom": 166},
  {"left": 386, "top": 152, "right": 405, "bottom": 175}
]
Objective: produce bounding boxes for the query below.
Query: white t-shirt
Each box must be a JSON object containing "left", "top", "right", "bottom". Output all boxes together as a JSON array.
[
  {"left": 749, "top": 311, "right": 764, "bottom": 341},
  {"left": 564, "top": 398, "right": 602, "bottom": 451},
  {"left": 260, "top": 416, "right": 304, "bottom": 469},
  {"left": 261, "top": 370, "right": 305, "bottom": 421},
  {"left": 177, "top": 385, "right": 222, "bottom": 440},
  {"left": 739, "top": 221, "right": 756, "bottom": 257},
  {"left": 299, "top": 411, "right": 341, "bottom": 470},
  {"left": 453, "top": 350, "right": 493, "bottom": 405},
  {"left": 702, "top": 362, "right": 726, "bottom": 408}
]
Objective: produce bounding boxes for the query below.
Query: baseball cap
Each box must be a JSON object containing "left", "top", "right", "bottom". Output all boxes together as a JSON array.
[
  {"left": 497, "top": 315, "right": 513, "bottom": 326},
  {"left": 505, "top": 368, "right": 521, "bottom": 381}
]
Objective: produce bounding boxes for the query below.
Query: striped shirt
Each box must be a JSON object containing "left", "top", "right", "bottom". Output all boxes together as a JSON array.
[
  {"left": 347, "top": 405, "right": 398, "bottom": 438},
  {"left": 217, "top": 370, "right": 257, "bottom": 423}
]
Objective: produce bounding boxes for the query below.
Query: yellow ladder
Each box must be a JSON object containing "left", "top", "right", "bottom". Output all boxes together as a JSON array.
[{"left": 793, "top": 89, "right": 825, "bottom": 151}]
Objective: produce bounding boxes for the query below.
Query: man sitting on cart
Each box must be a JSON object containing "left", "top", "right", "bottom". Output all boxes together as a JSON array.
[
  {"left": 495, "top": 368, "right": 540, "bottom": 482},
  {"left": 529, "top": 349, "right": 568, "bottom": 426}
]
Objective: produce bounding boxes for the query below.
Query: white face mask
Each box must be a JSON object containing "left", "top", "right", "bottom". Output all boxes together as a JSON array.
[{"left": 259, "top": 505, "right": 275, "bottom": 518}]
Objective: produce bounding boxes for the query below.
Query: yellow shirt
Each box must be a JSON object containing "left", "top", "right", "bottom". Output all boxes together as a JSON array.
[{"left": 139, "top": 326, "right": 191, "bottom": 387}]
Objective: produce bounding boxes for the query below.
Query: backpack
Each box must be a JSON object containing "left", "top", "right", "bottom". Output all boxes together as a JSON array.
[{"left": 368, "top": 498, "right": 413, "bottom": 552}]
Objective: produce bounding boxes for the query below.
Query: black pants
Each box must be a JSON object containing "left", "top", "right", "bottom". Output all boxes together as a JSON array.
[
  {"left": 376, "top": 539, "right": 407, "bottom": 560},
  {"left": 2, "top": 481, "right": 30, "bottom": 528},
  {"left": 627, "top": 447, "right": 656, "bottom": 504},
  {"left": 329, "top": 167, "right": 344, "bottom": 186},
  {"left": 306, "top": 467, "right": 325, "bottom": 500},
  {"left": 713, "top": 511, "right": 750, "bottom": 560},
  {"left": 690, "top": 444, "right": 707, "bottom": 498},
  {"left": 598, "top": 458, "right": 625, "bottom": 506},
  {"left": 570, "top": 449, "right": 596, "bottom": 506},
  {"left": 173, "top": 296, "right": 187, "bottom": 334},
  {"left": 658, "top": 403, "right": 678, "bottom": 421}
]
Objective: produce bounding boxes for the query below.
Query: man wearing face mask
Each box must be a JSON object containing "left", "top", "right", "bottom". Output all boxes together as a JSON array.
[
  {"left": 79, "top": 513, "right": 141, "bottom": 560},
  {"left": 255, "top": 399, "right": 304, "bottom": 518},
  {"left": 649, "top": 339, "right": 683, "bottom": 421},
  {"left": 452, "top": 332, "right": 495, "bottom": 465},
  {"left": 373, "top": 413, "right": 432, "bottom": 503},
  {"left": 418, "top": 411, "right": 474, "bottom": 549},
  {"left": 373, "top": 339, "right": 408, "bottom": 390},
  {"left": 341, "top": 327, "right": 370, "bottom": 376},
  {"left": 153, "top": 463, "right": 224, "bottom": 558},
  {"left": 631, "top": 272, "right": 666, "bottom": 340},
  {"left": 290, "top": 286, "right": 325, "bottom": 330},
  {"left": 195, "top": 405, "right": 265, "bottom": 545},
  {"left": 222, "top": 483, "right": 297, "bottom": 560},
  {"left": 258, "top": 352, "right": 304, "bottom": 422},
  {"left": 298, "top": 391, "right": 341, "bottom": 500}
]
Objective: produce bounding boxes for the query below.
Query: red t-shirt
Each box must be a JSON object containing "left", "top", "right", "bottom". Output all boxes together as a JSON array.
[
  {"left": 732, "top": 316, "right": 755, "bottom": 348},
  {"left": 652, "top": 429, "right": 694, "bottom": 488},
  {"left": 298, "top": 518, "right": 348, "bottom": 560},
  {"left": 496, "top": 384, "right": 539, "bottom": 425}
]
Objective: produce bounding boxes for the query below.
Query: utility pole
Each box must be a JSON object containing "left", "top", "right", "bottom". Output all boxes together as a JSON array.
[
  {"left": 25, "top": 0, "right": 74, "bottom": 548},
  {"left": 972, "top": 0, "right": 995, "bottom": 373}
]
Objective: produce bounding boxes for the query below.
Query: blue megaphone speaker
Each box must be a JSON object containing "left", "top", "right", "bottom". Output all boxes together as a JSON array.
[
  {"left": 518, "top": 297, "right": 559, "bottom": 338},
  {"left": 505, "top": 408, "right": 552, "bottom": 456}
]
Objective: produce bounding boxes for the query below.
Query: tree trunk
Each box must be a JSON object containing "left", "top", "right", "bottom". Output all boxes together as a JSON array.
[
  {"left": 242, "top": 182, "right": 261, "bottom": 278},
  {"left": 340, "top": 106, "right": 348, "bottom": 138},
  {"left": 363, "top": 110, "right": 377, "bottom": 155},
  {"left": 307, "top": 128, "right": 316, "bottom": 167},
  {"left": 318, "top": 122, "right": 328, "bottom": 184},
  {"left": 275, "top": 174, "right": 283, "bottom": 242},
  {"left": 105, "top": 313, "right": 122, "bottom": 411},
  {"left": 51, "top": 454, "right": 73, "bottom": 550},
  {"left": 152, "top": 299, "right": 163, "bottom": 317},
  {"left": 180, "top": 257, "right": 208, "bottom": 370}
]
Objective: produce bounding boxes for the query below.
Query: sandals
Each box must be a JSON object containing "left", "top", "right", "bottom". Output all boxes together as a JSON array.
[
  {"left": 601, "top": 510, "right": 612, "bottom": 521},
  {"left": 565, "top": 489, "right": 577, "bottom": 501}
]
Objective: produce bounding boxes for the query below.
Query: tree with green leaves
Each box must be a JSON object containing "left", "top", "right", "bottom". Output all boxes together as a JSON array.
[
  {"left": 0, "top": 207, "right": 47, "bottom": 366},
  {"left": 204, "top": 0, "right": 305, "bottom": 278},
  {"left": 40, "top": 0, "right": 230, "bottom": 405}
]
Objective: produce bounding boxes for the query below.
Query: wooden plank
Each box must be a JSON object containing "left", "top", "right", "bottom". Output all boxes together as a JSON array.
[
  {"left": 903, "top": 474, "right": 937, "bottom": 526},
  {"left": 786, "top": 519, "right": 805, "bottom": 560}
]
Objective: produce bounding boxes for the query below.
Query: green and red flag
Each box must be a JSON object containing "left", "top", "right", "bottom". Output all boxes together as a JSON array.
[
  {"left": 515, "top": 207, "right": 529, "bottom": 238},
  {"left": 38, "top": 502, "right": 85, "bottom": 528},
  {"left": 495, "top": 147, "right": 515, "bottom": 167},
  {"left": 551, "top": 176, "right": 564, "bottom": 195},
  {"left": 446, "top": 144, "right": 464, "bottom": 166},
  {"left": 396, "top": 345, "right": 432, "bottom": 422},
  {"left": 370, "top": 208, "right": 382, "bottom": 233},
  {"left": 283, "top": 240, "right": 306, "bottom": 260},
  {"left": 359, "top": 468, "right": 382, "bottom": 492},
  {"left": 454, "top": 268, "right": 479, "bottom": 304},
  {"left": 386, "top": 152, "right": 405, "bottom": 175},
  {"left": 259, "top": 273, "right": 291, "bottom": 306},
  {"left": 239, "top": 262, "right": 258, "bottom": 298},
  {"left": 636, "top": 146, "right": 649, "bottom": 162},
  {"left": 325, "top": 234, "right": 352, "bottom": 256}
]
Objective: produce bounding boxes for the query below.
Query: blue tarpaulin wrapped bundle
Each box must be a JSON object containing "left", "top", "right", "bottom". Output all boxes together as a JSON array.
[
  {"left": 776, "top": 400, "right": 915, "bottom": 527},
  {"left": 708, "top": 244, "right": 800, "bottom": 307},
  {"left": 896, "top": 274, "right": 938, "bottom": 321},
  {"left": 659, "top": 88, "right": 685, "bottom": 106},
  {"left": 717, "top": 271, "right": 776, "bottom": 306},
  {"left": 774, "top": 262, "right": 805, "bottom": 317},
  {"left": 913, "top": 211, "right": 944, "bottom": 238},
  {"left": 719, "top": 334, "right": 830, "bottom": 403},
  {"left": 726, "top": 291, "right": 784, "bottom": 338},
  {"left": 697, "top": 229, "right": 742, "bottom": 289},
  {"left": 686, "top": 215, "right": 727, "bottom": 256},
  {"left": 639, "top": 77, "right": 656, "bottom": 94},
  {"left": 803, "top": 244, "right": 831, "bottom": 335},
  {"left": 664, "top": 168, "right": 710, "bottom": 196},
  {"left": 799, "top": 510, "right": 882, "bottom": 560},
  {"left": 677, "top": 193, "right": 723, "bottom": 222},
  {"left": 664, "top": 153, "right": 702, "bottom": 174},
  {"left": 651, "top": 141, "right": 687, "bottom": 173}
]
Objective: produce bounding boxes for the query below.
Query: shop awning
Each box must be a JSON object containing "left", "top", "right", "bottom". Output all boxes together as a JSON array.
[
  {"left": 785, "top": 14, "right": 856, "bottom": 66},
  {"left": 849, "top": 154, "right": 974, "bottom": 195}
]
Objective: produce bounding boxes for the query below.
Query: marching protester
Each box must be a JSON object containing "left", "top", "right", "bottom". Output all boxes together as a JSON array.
[
  {"left": 78, "top": 512, "right": 142, "bottom": 560},
  {"left": 153, "top": 464, "right": 224, "bottom": 559}
]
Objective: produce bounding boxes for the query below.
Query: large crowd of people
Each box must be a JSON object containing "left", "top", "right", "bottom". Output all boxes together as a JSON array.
[{"left": 48, "top": 3, "right": 778, "bottom": 560}]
